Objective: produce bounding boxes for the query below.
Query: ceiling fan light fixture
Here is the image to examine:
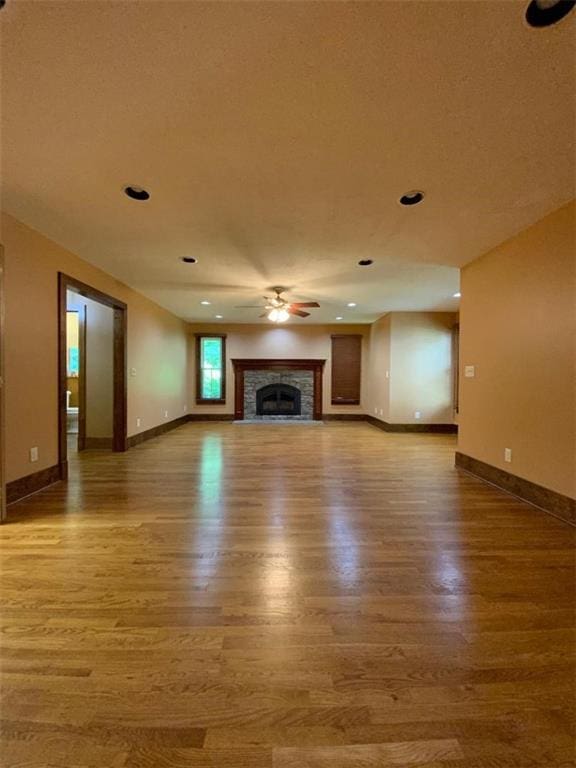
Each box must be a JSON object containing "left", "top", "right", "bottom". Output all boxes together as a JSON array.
[{"left": 268, "top": 308, "right": 289, "bottom": 323}]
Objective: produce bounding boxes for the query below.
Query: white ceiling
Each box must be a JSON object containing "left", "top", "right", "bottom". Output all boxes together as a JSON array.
[{"left": 1, "top": 1, "right": 574, "bottom": 323}]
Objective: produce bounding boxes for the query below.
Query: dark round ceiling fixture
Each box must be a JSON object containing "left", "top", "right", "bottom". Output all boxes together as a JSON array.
[
  {"left": 0, "top": 1, "right": 6, "bottom": 10},
  {"left": 399, "top": 190, "right": 425, "bottom": 206},
  {"left": 358, "top": 259, "right": 374, "bottom": 266},
  {"left": 181, "top": 256, "right": 197, "bottom": 264},
  {"left": 526, "top": 0, "right": 575, "bottom": 27},
  {"left": 124, "top": 185, "right": 150, "bottom": 201}
]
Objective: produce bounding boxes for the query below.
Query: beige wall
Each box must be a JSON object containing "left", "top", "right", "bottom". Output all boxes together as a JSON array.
[
  {"left": 2, "top": 212, "right": 189, "bottom": 482},
  {"left": 458, "top": 201, "right": 576, "bottom": 499},
  {"left": 366, "top": 313, "right": 392, "bottom": 421},
  {"left": 366, "top": 312, "right": 457, "bottom": 425},
  {"left": 187, "top": 323, "right": 370, "bottom": 416}
]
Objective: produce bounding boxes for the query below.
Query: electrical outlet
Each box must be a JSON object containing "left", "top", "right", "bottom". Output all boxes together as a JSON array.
[
  {"left": 30, "top": 447, "right": 39, "bottom": 463},
  {"left": 385, "top": 370, "right": 390, "bottom": 379},
  {"left": 136, "top": 418, "right": 141, "bottom": 428},
  {"left": 130, "top": 367, "right": 137, "bottom": 377},
  {"left": 374, "top": 407, "right": 378, "bottom": 415},
  {"left": 379, "top": 409, "right": 383, "bottom": 416},
  {"left": 464, "top": 365, "right": 476, "bottom": 378},
  {"left": 414, "top": 410, "right": 421, "bottom": 419},
  {"left": 504, "top": 448, "right": 512, "bottom": 463},
  {"left": 183, "top": 404, "right": 187, "bottom": 413},
  {"left": 164, "top": 410, "right": 168, "bottom": 419}
]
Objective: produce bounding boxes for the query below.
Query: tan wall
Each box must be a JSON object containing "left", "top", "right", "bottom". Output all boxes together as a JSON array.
[
  {"left": 366, "top": 312, "right": 457, "bottom": 424},
  {"left": 365, "top": 313, "right": 392, "bottom": 421},
  {"left": 458, "top": 201, "right": 576, "bottom": 499},
  {"left": 389, "top": 312, "right": 457, "bottom": 424},
  {"left": 187, "top": 323, "right": 370, "bottom": 415},
  {"left": 2, "top": 212, "right": 189, "bottom": 482}
]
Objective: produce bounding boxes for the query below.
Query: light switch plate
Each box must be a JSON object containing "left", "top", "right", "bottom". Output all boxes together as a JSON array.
[
  {"left": 464, "top": 365, "right": 475, "bottom": 378},
  {"left": 30, "top": 447, "right": 39, "bottom": 462},
  {"left": 504, "top": 448, "right": 512, "bottom": 463}
]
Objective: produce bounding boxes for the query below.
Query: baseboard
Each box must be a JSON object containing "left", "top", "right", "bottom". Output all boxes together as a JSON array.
[
  {"left": 366, "top": 415, "right": 458, "bottom": 433},
  {"left": 322, "top": 413, "right": 366, "bottom": 421},
  {"left": 455, "top": 452, "right": 575, "bottom": 527},
  {"left": 187, "top": 414, "right": 235, "bottom": 422},
  {"left": 84, "top": 437, "right": 113, "bottom": 449},
  {"left": 127, "top": 415, "right": 190, "bottom": 448},
  {"left": 7, "top": 464, "right": 62, "bottom": 505}
]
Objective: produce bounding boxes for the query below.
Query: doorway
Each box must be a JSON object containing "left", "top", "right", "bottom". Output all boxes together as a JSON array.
[{"left": 58, "top": 274, "right": 127, "bottom": 480}]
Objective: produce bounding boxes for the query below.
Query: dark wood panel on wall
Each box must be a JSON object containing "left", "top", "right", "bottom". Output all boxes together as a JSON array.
[{"left": 331, "top": 334, "right": 361, "bottom": 405}]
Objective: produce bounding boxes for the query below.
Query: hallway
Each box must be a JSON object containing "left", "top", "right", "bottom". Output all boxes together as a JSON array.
[{"left": 1, "top": 423, "right": 574, "bottom": 767}]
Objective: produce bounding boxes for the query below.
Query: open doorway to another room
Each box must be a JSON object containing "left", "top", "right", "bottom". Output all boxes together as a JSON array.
[{"left": 59, "top": 274, "right": 127, "bottom": 480}]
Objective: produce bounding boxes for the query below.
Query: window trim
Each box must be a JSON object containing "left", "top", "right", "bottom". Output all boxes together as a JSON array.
[{"left": 195, "top": 333, "right": 227, "bottom": 405}]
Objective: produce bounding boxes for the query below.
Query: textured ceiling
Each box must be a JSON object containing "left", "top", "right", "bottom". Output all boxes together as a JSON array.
[{"left": 1, "top": 0, "right": 574, "bottom": 323}]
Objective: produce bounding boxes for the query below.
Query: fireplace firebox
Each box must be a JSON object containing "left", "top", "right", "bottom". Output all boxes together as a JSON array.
[{"left": 256, "top": 383, "right": 301, "bottom": 416}]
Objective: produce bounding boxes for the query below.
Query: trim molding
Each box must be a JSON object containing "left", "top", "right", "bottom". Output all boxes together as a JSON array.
[
  {"left": 84, "top": 437, "right": 113, "bottom": 449},
  {"left": 7, "top": 464, "right": 62, "bottom": 505},
  {"left": 366, "top": 415, "right": 458, "bottom": 433},
  {"left": 127, "top": 415, "right": 190, "bottom": 448},
  {"left": 322, "top": 413, "right": 366, "bottom": 421},
  {"left": 455, "top": 452, "right": 575, "bottom": 526},
  {"left": 187, "top": 414, "right": 234, "bottom": 422}
]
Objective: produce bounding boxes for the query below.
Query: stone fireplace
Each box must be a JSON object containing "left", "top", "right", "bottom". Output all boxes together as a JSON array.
[{"left": 232, "top": 359, "right": 325, "bottom": 420}]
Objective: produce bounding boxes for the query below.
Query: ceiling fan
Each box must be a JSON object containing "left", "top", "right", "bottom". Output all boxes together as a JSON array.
[{"left": 235, "top": 287, "right": 320, "bottom": 323}]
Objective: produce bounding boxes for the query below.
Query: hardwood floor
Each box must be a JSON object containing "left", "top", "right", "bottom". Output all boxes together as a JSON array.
[{"left": 1, "top": 422, "right": 574, "bottom": 767}]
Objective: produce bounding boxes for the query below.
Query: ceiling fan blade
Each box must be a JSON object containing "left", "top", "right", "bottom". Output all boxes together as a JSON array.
[
  {"left": 259, "top": 312, "right": 268, "bottom": 318},
  {"left": 289, "top": 308, "right": 310, "bottom": 318},
  {"left": 290, "top": 302, "right": 320, "bottom": 308}
]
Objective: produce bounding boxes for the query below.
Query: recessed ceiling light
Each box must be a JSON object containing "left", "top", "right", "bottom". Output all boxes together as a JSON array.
[
  {"left": 215, "top": 314, "right": 223, "bottom": 319},
  {"left": 200, "top": 300, "right": 211, "bottom": 306},
  {"left": 358, "top": 259, "right": 373, "bottom": 267},
  {"left": 526, "top": 0, "right": 575, "bottom": 27},
  {"left": 399, "top": 190, "right": 425, "bottom": 206},
  {"left": 453, "top": 292, "right": 461, "bottom": 298},
  {"left": 0, "top": 1, "right": 6, "bottom": 10},
  {"left": 336, "top": 316, "right": 343, "bottom": 320},
  {"left": 124, "top": 185, "right": 150, "bottom": 201},
  {"left": 181, "top": 256, "right": 197, "bottom": 264},
  {"left": 347, "top": 302, "right": 357, "bottom": 308}
]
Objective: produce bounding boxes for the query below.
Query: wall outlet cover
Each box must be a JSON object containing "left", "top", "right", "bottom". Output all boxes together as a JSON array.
[
  {"left": 136, "top": 418, "right": 141, "bottom": 428},
  {"left": 504, "top": 448, "right": 512, "bottom": 463},
  {"left": 164, "top": 410, "right": 168, "bottom": 419},
  {"left": 414, "top": 411, "right": 422, "bottom": 419},
  {"left": 464, "top": 365, "right": 476, "bottom": 378},
  {"left": 30, "top": 447, "right": 39, "bottom": 462}
]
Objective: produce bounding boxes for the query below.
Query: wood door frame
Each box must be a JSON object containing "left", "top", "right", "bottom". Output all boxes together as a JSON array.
[
  {"left": 231, "top": 358, "right": 325, "bottom": 420},
  {"left": 58, "top": 273, "right": 127, "bottom": 480},
  {"left": 77, "top": 305, "right": 87, "bottom": 451},
  {"left": 0, "top": 245, "right": 5, "bottom": 523}
]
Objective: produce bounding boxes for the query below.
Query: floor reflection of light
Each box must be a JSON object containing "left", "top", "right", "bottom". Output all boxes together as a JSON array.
[
  {"left": 194, "top": 434, "right": 224, "bottom": 581},
  {"left": 329, "top": 505, "right": 359, "bottom": 589}
]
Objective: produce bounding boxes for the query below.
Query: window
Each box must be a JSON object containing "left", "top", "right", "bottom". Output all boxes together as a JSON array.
[
  {"left": 331, "top": 334, "right": 362, "bottom": 405},
  {"left": 196, "top": 334, "right": 226, "bottom": 404}
]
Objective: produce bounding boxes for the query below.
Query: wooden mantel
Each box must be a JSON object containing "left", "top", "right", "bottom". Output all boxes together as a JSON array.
[{"left": 231, "top": 359, "right": 326, "bottom": 421}]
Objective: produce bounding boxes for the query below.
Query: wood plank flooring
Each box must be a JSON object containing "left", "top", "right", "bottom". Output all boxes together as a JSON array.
[{"left": 1, "top": 422, "right": 574, "bottom": 767}]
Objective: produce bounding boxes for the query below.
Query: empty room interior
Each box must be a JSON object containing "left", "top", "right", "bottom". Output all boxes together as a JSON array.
[{"left": 0, "top": 1, "right": 575, "bottom": 767}]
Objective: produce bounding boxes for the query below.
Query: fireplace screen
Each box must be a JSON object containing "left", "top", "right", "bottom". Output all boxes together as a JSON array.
[{"left": 256, "top": 383, "right": 301, "bottom": 416}]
